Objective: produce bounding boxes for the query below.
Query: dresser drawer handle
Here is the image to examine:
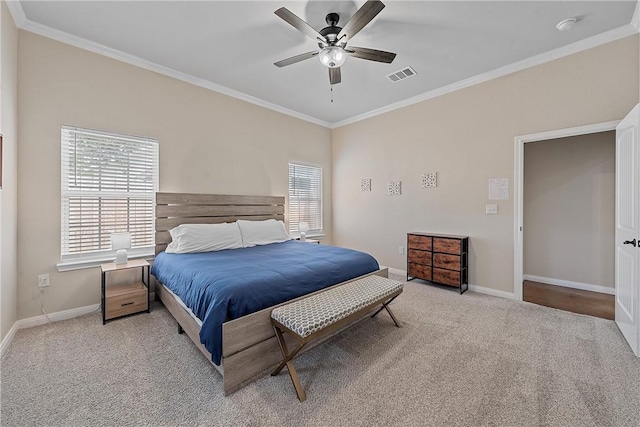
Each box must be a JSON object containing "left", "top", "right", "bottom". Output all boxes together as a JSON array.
[{"left": 121, "top": 302, "right": 134, "bottom": 307}]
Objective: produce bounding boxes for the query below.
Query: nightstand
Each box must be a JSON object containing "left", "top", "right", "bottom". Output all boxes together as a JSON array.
[{"left": 101, "top": 259, "right": 150, "bottom": 324}]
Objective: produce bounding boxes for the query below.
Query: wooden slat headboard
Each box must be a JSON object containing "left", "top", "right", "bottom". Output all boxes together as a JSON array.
[{"left": 155, "top": 192, "right": 286, "bottom": 254}]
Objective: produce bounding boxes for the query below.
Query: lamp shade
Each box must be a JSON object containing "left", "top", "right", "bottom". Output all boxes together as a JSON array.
[{"left": 111, "top": 232, "right": 131, "bottom": 264}]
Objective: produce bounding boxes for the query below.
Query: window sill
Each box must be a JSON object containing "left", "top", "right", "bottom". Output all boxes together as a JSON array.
[{"left": 57, "top": 253, "right": 155, "bottom": 272}]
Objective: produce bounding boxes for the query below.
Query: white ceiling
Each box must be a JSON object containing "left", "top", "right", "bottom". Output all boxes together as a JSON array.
[{"left": 12, "top": 1, "right": 640, "bottom": 127}]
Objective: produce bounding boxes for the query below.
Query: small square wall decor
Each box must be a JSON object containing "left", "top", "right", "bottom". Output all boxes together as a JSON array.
[
  {"left": 387, "top": 181, "right": 401, "bottom": 195},
  {"left": 360, "top": 179, "right": 371, "bottom": 192},
  {"left": 489, "top": 178, "right": 509, "bottom": 200},
  {"left": 421, "top": 172, "right": 437, "bottom": 188}
]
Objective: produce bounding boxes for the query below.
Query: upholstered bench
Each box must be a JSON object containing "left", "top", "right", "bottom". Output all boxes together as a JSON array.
[{"left": 270, "top": 275, "right": 404, "bottom": 401}]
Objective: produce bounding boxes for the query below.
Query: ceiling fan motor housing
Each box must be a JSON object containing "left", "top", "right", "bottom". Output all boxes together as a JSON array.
[
  {"left": 320, "top": 27, "right": 341, "bottom": 44},
  {"left": 319, "top": 12, "right": 342, "bottom": 46}
]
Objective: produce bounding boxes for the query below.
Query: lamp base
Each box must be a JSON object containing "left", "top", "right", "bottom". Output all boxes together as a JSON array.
[
  {"left": 300, "top": 232, "right": 306, "bottom": 242},
  {"left": 114, "top": 249, "right": 128, "bottom": 265}
]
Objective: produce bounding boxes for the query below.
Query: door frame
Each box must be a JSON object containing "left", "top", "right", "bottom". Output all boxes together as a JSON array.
[{"left": 513, "top": 121, "right": 620, "bottom": 300}]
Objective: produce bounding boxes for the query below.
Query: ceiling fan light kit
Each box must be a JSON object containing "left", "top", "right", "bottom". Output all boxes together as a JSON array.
[
  {"left": 319, "top": 46, "right": 346, "bottom": 68},
  {"left": 274, "top": 0, "right": 396, "bottom": 85}
]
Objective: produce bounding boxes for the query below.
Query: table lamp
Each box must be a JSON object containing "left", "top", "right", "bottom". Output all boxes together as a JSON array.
[{"left": 111, "top": 232, "right": 131, "bottom": 264}]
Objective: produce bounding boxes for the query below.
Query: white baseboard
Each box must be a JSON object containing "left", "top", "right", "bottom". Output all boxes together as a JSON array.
[
  {"left": 387, "top": 267, "right": 406, "bottom": 277},
  {"left": 0, "top": 322, "right": 20, "bottom": 357},
  {"left": 387, "top": 266, "right": 516, "bottom": 299},
  {"left": 17, "top": 303, "right": 101, "bottom": 329},
  {"left": 523, "top": 274, "right": 614, "bottom": 295},
  {"left": 2, "top": 304, "right": 100, "bottom": 356},
  {"left": 468, "top": 284, "right": 516, "bottom": 300},
  {"left": 0, "top": 291, "right": 156, "bottom": 357}
]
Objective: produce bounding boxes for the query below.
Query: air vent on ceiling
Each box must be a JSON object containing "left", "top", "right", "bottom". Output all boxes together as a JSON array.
[{"left": 387, "top": 66, "right": 417, "bottom": 83}]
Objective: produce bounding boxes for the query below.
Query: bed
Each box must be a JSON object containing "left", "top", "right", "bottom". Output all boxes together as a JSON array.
[{"left": 153, "top": 193, "right": 388, "bottom": 395}]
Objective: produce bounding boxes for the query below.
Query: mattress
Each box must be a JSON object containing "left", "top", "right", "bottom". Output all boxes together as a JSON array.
[{"left": 151, "top": 240, "right": 380, "bottom": 364}]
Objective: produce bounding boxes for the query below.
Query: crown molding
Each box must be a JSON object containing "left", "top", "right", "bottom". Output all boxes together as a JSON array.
[
  {"left": 632, "top": 0, "right": 640, "bottom": 30},
  {"left": 8, "top": 0, "right": 639, "bottom": 130},
  {"left": 332, "top": 23, "right": 639, "bottom": 129},
  {"left": 17, "top": 12, "right": 332, "bottom": 129},
  {"left": 5, "top": 0, "right": 27, "bottom": 27}
]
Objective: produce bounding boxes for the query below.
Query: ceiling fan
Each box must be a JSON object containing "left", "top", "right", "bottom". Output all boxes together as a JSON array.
[{"left": 274, "top": 0, "right": 396, "bottom": 85}]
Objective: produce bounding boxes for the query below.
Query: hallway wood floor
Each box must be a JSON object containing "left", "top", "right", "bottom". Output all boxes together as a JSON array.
[{"left": 523, "top": 280, "right": 615, "bottom": 320}]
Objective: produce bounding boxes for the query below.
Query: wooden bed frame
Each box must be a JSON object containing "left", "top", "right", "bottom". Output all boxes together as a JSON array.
[{"left": 154, "top": 192, "right": 388, "bottom": 395}]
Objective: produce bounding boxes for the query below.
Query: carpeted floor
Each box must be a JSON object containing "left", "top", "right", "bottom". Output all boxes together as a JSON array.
[{"left": 2, "top": 275, "right": 639, "bottom": 427}]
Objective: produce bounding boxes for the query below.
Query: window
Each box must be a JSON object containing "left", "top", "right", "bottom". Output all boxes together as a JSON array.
[
  {"left": 59, "top": 126, "right": 158, "bottom": 269},
  {"left": 288, "top": 162, "right": 323, "bottom": 236}
]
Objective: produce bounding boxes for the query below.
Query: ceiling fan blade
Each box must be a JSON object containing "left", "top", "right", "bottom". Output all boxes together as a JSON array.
[
  {"left": 274, "top": 51, "right": 319, "bottom": 68},
  {"left": 275, "top": 7, "right": 326, "bottom": 45},
  {"left": 346, "top": 46, "right": 396, "bottom": 63},
  {"left": 337, "top": 0, "right": 385, "bottom": 41},
  {"left": 329, "top": 67, "right": 341, "bottom": 85}
]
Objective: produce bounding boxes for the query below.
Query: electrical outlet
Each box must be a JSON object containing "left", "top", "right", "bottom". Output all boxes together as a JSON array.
[
  {"left": 38, "top": 274, "right": 50, "bottom": 288},
  {"left": 398, "top": 246, "right": 404, "bottom": 254}
]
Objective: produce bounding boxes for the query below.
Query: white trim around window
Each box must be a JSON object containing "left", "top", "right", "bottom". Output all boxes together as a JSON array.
[
  {"left": 58, "top": 126, "right": 159, "bottom": 271},
  {"left": 288, "top": 162, "right": 323, "bottom": 236}
]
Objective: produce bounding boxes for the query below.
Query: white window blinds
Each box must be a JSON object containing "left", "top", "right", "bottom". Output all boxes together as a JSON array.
[
  {"left": 288, "top": 162, "right": 323, "bottom": 235},
  {"left": 60, "top": 126, "right": 158, "bottom": 264}
]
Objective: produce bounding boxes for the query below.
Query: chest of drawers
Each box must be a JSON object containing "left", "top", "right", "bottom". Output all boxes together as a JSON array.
[{"left": 407, "top": 232, "right": 469, "bottom": 294}]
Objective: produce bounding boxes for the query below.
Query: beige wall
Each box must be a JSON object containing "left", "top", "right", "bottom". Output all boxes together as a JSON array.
[
  {"left": 1, "top": 1, "right": 19, "bottom": 342},
  {"left": 332, "top": 35, "right": 639, "bottom": 293},
  {"left": 11, "top": 29, "right": 640, "bottom": 320},
  {"left": 523, "top": 132, "right": 615, "bottom": 288},
  {"left": 17, "top": 31, "right": 332, "bottom": 319}
]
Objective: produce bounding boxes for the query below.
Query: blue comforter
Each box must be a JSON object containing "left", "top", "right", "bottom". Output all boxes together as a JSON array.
[{"left": 151, "top": 240, "right": 379, "bottom": 364}]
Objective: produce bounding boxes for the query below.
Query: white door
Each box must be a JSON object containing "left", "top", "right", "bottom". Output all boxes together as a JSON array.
[{"left": 615, "top": 104, "right": 640, "bottom": 357}]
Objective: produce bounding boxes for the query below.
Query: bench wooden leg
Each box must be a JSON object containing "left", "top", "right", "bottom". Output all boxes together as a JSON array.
[
  {"left": 371, "top": 295, "right": 402, "bottom": 327},
  {"left": 272, "top": 325, "right": 307, "bottom": 402}
]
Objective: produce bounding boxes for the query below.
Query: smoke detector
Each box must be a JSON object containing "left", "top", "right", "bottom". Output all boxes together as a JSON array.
[{"left": 556, "top": 18, "right": 577, "bottom": 31}]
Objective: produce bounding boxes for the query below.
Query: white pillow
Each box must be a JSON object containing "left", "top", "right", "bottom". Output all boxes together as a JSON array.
[
  {"left": 236, "top": 219, "right": 290, "bottom": 247},
  {"left": 165, "top": 223, "right": 243, "bottom": 254}
]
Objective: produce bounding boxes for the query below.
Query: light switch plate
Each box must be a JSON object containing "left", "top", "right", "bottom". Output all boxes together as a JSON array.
[{"left": 486, "top": 204, "right": 498, "bottom": 214}]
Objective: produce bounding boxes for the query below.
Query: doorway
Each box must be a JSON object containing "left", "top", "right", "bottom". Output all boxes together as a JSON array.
[
  {"left": 514, "top": 122, "right": 619, "bottom": 317},
  {"left": 521, "top": 131, "right": 615, "bottom": 319}
]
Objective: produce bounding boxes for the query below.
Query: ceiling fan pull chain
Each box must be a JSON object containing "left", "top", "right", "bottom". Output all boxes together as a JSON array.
[{"left": 331, "top": 86, "right": 334, "bottom": 103}]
